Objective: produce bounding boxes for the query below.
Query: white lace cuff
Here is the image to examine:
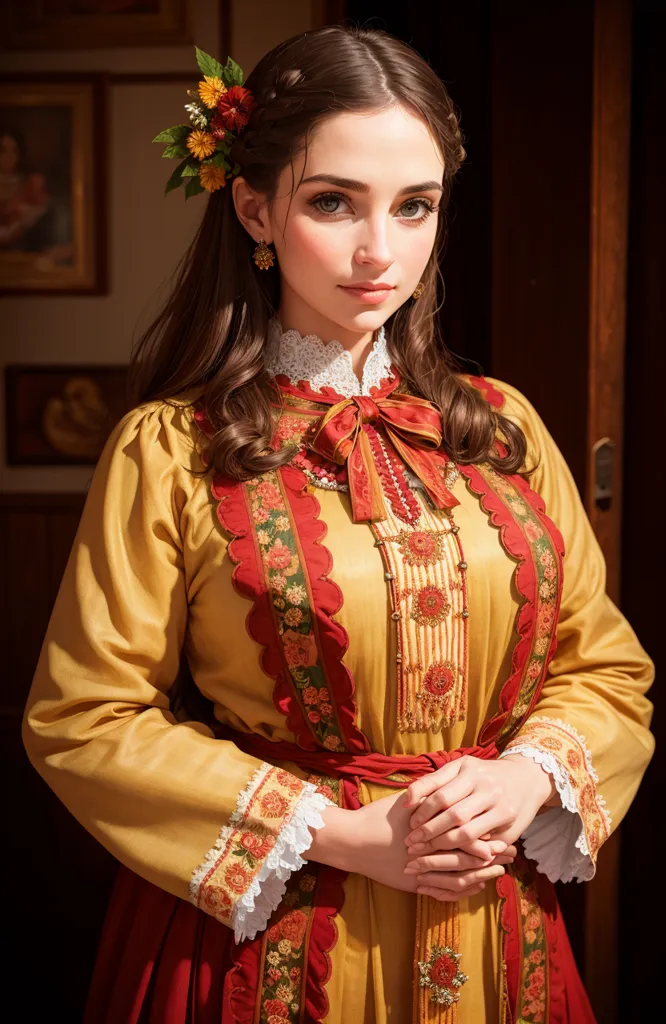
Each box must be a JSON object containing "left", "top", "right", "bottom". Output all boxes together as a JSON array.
[
  {"left": 499, "top": 746, "right": 594, "bottom": 882},
  {"left": 232, "top": 783, "right": 331, "bottom": 944}
]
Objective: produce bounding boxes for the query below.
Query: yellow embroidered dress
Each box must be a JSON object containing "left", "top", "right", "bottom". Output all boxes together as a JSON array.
[{"left": 22, "top": 317, "right": 655, "bottom": 1024}]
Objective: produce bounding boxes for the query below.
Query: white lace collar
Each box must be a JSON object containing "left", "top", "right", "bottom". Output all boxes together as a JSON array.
[{"left": 265, "top": 315, "right": 394, "bottom": 398}]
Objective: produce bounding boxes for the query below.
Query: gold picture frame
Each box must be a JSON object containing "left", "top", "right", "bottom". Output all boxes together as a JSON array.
[
  {"left": 0, "top": 73, "right": 109, "bottom": 295},
  {"left": 1, "top": 0, "right": 193, "bottom": 51}
]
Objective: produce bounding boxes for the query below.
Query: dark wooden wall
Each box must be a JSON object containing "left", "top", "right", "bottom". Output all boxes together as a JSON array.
[{"left": 0, "top": 494, "right": 118, "bottom": 1018}]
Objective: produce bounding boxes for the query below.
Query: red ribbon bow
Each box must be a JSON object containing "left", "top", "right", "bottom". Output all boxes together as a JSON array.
[{"left": 309, "top": 392, "right": 459, "bottom": 523}]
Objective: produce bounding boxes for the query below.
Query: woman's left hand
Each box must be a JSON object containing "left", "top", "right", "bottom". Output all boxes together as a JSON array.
[{"left": 401, "top": 754, "right": 558, "bottom": 861}]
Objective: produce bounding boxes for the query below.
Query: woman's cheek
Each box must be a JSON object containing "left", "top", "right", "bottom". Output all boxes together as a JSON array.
[{"left": 294, "top": 221, "right": 343, "bottom": 271}]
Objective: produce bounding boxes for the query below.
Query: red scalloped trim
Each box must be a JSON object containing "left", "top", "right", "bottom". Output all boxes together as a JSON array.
[
  {"left": 223, "top": 935, "right": 261, "bottom": 1023},
  {"left": 211, "top": 469, "right": 315, "bottom": 746},
  {"left": 459, "top": 462, "right": 565, "bottom": 746},
  {"left": 465, "top": 374, "right": 506, "bottom": 409},
  {"left": 273, "top": 369, "right": 401, "bottom": 406},
  {"left": 304, "top": 867, "right": 348, "bottom": 1023},
  {"left": 280, "top": 464, "right": 370, "bottom": 755}
]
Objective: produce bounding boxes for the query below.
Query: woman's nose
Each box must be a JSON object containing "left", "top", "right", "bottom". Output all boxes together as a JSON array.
[{"left": 354, "top": 216, "right": 393, "bottom": 266}]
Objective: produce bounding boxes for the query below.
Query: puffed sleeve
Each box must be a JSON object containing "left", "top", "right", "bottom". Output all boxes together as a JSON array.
[
  {"left": 492, "top": 379, "right": 655, "bottom": 882},
  {"left": 21, "top": 400, "right": 330, "bottom": 942}
]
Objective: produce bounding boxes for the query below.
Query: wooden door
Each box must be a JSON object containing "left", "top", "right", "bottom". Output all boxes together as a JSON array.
[{"left": 490, "top": 1, "right": 632, "bottom": 1019}]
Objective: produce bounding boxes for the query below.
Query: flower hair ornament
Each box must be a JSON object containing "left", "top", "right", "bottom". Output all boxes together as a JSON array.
[{"left": 153, "top": 47, "right": 256, "bottom": 199}]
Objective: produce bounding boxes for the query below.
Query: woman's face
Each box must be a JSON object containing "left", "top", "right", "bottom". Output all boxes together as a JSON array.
[{"left": 239, "top": 104, "right": 445, "bottom": 343}]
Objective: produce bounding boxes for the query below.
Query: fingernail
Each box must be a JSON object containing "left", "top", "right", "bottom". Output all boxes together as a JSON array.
[
  {"left": 404, "top": 866, "right": 419, "bottom": 874},
  {"left": 407, "top": 831, "right": 423, "bottom": 844},
  {"left": 407, "top": 843, "right": 426, "bottom": 855}
]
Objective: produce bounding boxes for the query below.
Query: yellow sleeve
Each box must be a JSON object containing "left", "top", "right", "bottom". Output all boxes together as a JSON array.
[
  {"left": 491, "top": 379, "right": 655, "bottom": 881},
  {"left": 21, "top": 400, "right": 329, "bottom": 940}
]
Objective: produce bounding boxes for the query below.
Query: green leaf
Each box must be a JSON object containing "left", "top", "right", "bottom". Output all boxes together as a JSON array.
[
  {"left": 195, "top": 46, "right": 225, "bottom": 81},
  {"left": 231, "top": 162, "right": 240, "bottom": 176},
  {"left": 185, "top": 175, "right": 205, "bottom": 199},
  {"left": 161, "top": 142, "right": 189, "bottom": 159},
  {"left": 181, "top": 162, "right": 200, "bottom": 177},
  {"left": 204, "top": 151, "right": 229, "bottom": 170},
  {"left": 223, "top": 56, "right": 245, "bottom": 87},
  {"left": 164, "top": 158, "right": 189, "bottom": 195},
  {"left": 152, "top": 124, "right": 190, "bottom": 144}
]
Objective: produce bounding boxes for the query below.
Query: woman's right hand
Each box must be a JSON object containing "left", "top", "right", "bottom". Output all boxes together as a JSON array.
[{"left": 305, "top": 789, "right": 514, "bottom": 900}]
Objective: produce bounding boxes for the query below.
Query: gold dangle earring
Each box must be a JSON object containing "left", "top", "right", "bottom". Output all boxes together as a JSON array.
[
  {"left": 412, "top": 281, "right": 425, "bottom": 299},
  {"left": 253, "top": 237, "right": 275, "bottom": 270}
]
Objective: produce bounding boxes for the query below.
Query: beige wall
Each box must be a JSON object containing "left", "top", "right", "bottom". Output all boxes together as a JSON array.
[{"left": 0, "top": 0, "right": 314, "bottom": 493}]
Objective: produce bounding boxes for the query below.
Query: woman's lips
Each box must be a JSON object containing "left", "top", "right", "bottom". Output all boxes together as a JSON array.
[{"left": 338, "top": 285, "right": 395, "bottom": 304}]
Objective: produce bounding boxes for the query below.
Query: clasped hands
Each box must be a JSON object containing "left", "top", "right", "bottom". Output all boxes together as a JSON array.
[
  {"left": 399, "top": 753, "right": 558, "bottom": 900},
  {"left": 306, "top": 753, "right": 558, "bottom": 900}
]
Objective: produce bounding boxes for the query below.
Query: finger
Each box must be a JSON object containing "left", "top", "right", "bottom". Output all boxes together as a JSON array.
[
  {"left": 416, "top": 864, "right": 506, "bottom": 890},
  {"left": 494, "top": 853, "right": 515, "bottom": 865},
  {"left": 403, "top": 759, "right": 464, "bottom": 808},
  {"left": 459, "top": 838, "right": 502, "bottom": 860},
  {"left": 404, "top": 850, "right": 495, "bottom": 874},
  {"left": 436, "top": 807, "right": 516, "bottom": 850},
  {"left": 407, "top": 773, "right": 476, "bottom": 830},
  {"left": 407, "top": 792, "right": 494, "bottom": 846},
  {"left": 407, "top": 836, "right": 499, "bottom": 859},
  {"left": 416, "top": 882, "right": 486, "bottom": 901}
]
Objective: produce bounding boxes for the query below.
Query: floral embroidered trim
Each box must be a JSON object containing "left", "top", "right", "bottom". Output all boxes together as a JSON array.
[
  {"left": 259, "top": 870, "right": 321, "bottom": 1022},
  {"left": 512, "top": 857, "right": 549, "bottom": 1022},
  {"left": 417, "top": 945, "right": 468, "bottom": 1006},
  {"left": 502, "top": 716, "right": 612, "bottom": 868},
  {"left": 459, "top": 461, "right": 565, "bottom": 746},
  {"left": 233, "top": 788, "right": 331, "bottom": 943},
  {"left": 189, "top": 762, "right": 313, "bottom": 935},
  {"left": 371, "top": 488, "right": 469, "bottom": 732}
]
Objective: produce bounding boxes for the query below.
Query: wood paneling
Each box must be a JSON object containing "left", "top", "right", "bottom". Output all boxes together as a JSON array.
[{"left": 1, "top": 493, "right": 118, "bottom": 1019}]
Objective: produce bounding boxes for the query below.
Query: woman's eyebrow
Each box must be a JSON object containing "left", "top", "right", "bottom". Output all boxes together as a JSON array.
[{"left": 299, "top": 174, "right": 443, "bottom": 195}]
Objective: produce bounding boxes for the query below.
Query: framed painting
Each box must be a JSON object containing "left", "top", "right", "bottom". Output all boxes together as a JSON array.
[
  {"left": 1, "top": 0, "right": 193, "bottom": 51},
  {"left": 0, "top": 73, "right": 108, "bottom": 295},
  {"left": 5, "top": 365, "right": 129, "bottom": 466}
]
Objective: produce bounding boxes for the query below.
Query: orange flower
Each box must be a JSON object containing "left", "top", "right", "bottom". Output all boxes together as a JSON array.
[
  {"left": 279, "top": 908, "right": 308, "bottom": 946},
  {"left": 199, "top": 163, "right": 227, "bottom": 192},
  {"left": 198, "top": 75, "right": 227, "bottom": 109},
  {"left": 186, "top": 129, "right": 216, "bottom": 160},
  {"left": 224, "top": 863, "right": 250, "bottom": 894},
  {"left": 260, "top": 790, "right": 289, "bottom": 818}
]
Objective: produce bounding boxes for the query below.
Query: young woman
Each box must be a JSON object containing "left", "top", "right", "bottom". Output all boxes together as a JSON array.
[{"left": 22, "top": 24, "right": 654, "bottom": 1024}]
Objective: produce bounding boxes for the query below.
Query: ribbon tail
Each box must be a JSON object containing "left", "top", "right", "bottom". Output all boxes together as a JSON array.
[
  {"left": 388, "top": 432, "right": 460, "bottom": 510},
  {"left": 348, "top": 427, "right": 388, "bottom": 523}
]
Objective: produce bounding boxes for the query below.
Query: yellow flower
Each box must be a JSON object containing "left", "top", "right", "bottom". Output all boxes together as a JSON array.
[
  {"left": 198, "top": 75, "right": 227, "bottom": 109},
  {"left": 186, "top": 130, "right": 216, "bottom": 160},
  {"left": 199, "top": 163, "right": 228, "bottom": 192}
]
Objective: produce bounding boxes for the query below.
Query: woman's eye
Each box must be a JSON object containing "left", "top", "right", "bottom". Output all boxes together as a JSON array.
[
  {"left": 312, "top": 193, "right": 347, "bottom": 215},
  {"left": 308, "top": 192, "right": 438, "bottom": 223}
]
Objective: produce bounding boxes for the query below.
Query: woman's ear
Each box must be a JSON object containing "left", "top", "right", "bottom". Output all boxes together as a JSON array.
[{"left": 231, "top": 176, "right": 272, "bottom": 244}]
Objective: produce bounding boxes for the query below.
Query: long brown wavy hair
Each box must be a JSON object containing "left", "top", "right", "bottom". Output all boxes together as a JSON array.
[{"left": 129, "top": 24, "right": 528, "bottom": 478}]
